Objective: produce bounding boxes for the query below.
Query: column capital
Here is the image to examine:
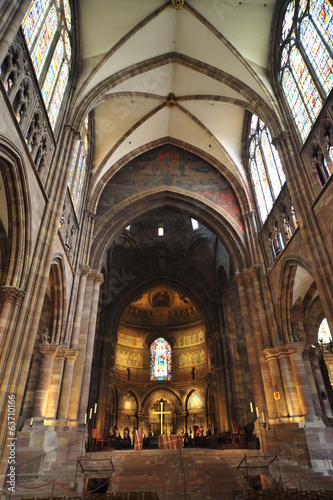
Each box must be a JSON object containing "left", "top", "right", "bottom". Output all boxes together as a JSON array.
[
  {"left": 242, "top": 210, "right": 257, "bottom": 220},
  {"left": 83, "top": 208, "right": 96, "bottom": 220},
  {"left": 95, "top": 273, "right": 104, "bottom": 285},
  {"left": 78, "top": 264, "right": 90, "bottom": 277},
  {"left": 271, "top": 131, "right": 291, "bottom": 148},
  {"left": 0, "top": 286, "right": 25, "bottom": 306},
  {"left": 65, "top": 348, "right": 79, "bottom": 362},
  {"left": 55, "top": 347, "right": 68, "bottom": 359},
  {"left": 39, "top": 344, "right": 58, "bottom": 357},
  {"left": 263, "top": 341, "right": 305, "bottom": 360}
]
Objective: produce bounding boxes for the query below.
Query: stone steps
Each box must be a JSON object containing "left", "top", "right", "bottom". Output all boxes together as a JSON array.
[{"left": 9, "top": 449, "right": 333, "bottom": 500}]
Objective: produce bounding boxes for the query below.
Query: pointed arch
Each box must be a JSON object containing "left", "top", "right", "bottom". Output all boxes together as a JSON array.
[{"left": 0, "top": 136, "right": 31, "bottom": 288}]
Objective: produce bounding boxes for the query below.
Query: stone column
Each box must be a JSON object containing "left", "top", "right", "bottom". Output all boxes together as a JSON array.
[
  {"left": 57, "top": 265, "right": 89, "bottom": 420},
  {"left": 57, "top": 349, "right": 78, "bottom": 419},
  {"left": 235, "top": 272, "right": 265, "bottom": 413},
  {"left": 44, "top": 347, "right": 67, "bottom": 419},
  {"left": 78, "top": 273, "right": 104, "bottom": 422},
  {"left": 288, "top": 342, "right": 316, "bottom": 418},
  {"left": 32, "top": 344, "right": 58, "bottom": 418},
  {"left": 0, "top": 286, "right": 25, "bottom": 357},
  {"left": 247, "top": 270, "right": 278, "bottom": 421},
  {"left": 263, "top": 347, "right": 292, "bottom": 419}
]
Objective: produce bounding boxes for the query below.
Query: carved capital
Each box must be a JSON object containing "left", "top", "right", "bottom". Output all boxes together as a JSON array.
[
  {"left": 263, "top": 341, "right": 305, "bottom": 361},
  {"left": 242, "top": 210, "right": 256, "bottom": 220},
  {"left": 95, "top": 273, "right": 104, "bottom": 285},
  {"left": 83, "top": 208, "right": 96, "bottom": 220},
  {"left": 271, "top": 131, "right": 290, "bottom": 148},
  {"left": 0, "top": 286, "right": 25, "bottom": 306},
  {"left": 39, "top": 344, "right": 58, "bottom": 357},
  {"left": 79, "top": 264, "right": 90, "bottom": 277},
  {"left": 65, "top": 349, "right": 78, "bottom": 362},
  {"left": 55, "top": 347, "right": 68, "bottom": 359}
]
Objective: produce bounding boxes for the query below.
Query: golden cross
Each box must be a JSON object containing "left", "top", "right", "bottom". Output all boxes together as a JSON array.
[{"left": 153, "top": 400, "right": 171, "bottom": 435}]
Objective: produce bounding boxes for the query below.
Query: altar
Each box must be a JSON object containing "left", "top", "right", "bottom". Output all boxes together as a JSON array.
[{"left": 158, "top": 434, "right": 183, "bottom": 450}]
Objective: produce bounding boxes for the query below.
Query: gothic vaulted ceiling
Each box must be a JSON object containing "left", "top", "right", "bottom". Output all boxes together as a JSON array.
[{"left": 73, "top": 0, "right": 278, "bottom": 201}]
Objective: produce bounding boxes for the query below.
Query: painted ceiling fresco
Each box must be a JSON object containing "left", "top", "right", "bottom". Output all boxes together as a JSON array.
[{"left": 96, "top": 146, "right": 245, "bottom": 233}]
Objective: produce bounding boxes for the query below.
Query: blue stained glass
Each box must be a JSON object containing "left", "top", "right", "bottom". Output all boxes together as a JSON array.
[
  {"left": 150, "top": 338, "right": 172, "bottom": 381},
  {"left": 282, "top": 70, "right": 312, "bottom": 140},
  {"left": 22, "top": 0, "right": 49, "bottom": 50},
  {"left": 41, "top": 38, "right": 63, "bottom": 107},
  {"left": 48, "top": 61, "right": 69, "bottom": 129},
  {"left": 31, "top": 7, "right": 57, "bottom": 79},
  {"left": 300, "top": 18, "right": 333, "bottom": 94},
  {"left": 290, "top": 46, "right": 322, "bottom": 118},
  {"left": 310, "top": 0, "right": 333, "bottom": 49}
]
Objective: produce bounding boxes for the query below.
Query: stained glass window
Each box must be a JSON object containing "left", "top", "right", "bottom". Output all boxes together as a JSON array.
[
  {"left": 318, "top": 318, "right": 332, "bottom": 343},
  {"left": 48, "top": 61, "right": 69, "bottom": 128},
  {"left": 22, "top": 0, "right": 72, "bottom": 131},
  {"left": 279, "top": 0, "right": 333, "bottom": 142},
  {"left": 68, "top": 115, "right": 89, "bottom": 215},
  {"left": 249, "top": 115, "right": 286, "bottom": 223},
  {"left": 22, "top": 0, "right": 49, "bottom": 50},
  {"left": 150, "top": 338, "right": 172, "bottom": 381},
  {"left": 31, "top": 7, "right": 57, "bottom": 78}
]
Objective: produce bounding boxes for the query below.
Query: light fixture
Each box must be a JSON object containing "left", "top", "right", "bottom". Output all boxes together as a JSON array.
[{"left": 158, "top": 223, "right": 164, "bottom": 237}]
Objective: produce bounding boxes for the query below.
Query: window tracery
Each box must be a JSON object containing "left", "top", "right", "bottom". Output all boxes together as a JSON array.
[
  {"left": 21, "top": 0, "right": 72, "bottom": 131},
  {"left": 68, "top": 115, "right": 89, "bottom": 215},
  {"left": 279, "top": 0, "right": 333, "bottom": 142},
  {"left": 248, "top": 115, "right": 286, "bottom": 223}
]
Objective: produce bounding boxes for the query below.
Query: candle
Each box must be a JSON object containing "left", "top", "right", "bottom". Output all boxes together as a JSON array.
[
  {"left": 30, "top": 417, "right": 33, "bottom": 426},
  {"left": 262, "top": 412, "right": 265, "bottom": 422},
  {"left": 250, "top": 402, "right": 253, "bottom": 413},
  {"left": 84, "top": 413, "right": 87, "bottom": 425},
  {"left": 89, "top": 408, "right": 92, "bottom": 419},
  {"left": 94, "top": 403, "right": 97, "bottom": 414},
  {"left": 256, "top": 407, "right": 259, "bottom": 418}
]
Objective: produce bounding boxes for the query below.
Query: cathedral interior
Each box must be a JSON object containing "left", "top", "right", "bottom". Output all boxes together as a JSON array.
[{"left": 1, "top": 0, "right": 333, "bottom": 497}]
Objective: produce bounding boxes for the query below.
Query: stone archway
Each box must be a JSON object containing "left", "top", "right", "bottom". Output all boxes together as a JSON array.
[{"left": 141, "top": 389, "right": 183, "bottom": 437}]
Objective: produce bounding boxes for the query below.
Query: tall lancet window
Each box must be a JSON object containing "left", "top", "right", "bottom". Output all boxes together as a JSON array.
[
  {"left": 278, "top": 0, "right": 333, "bottom": 142},
  {"left": 68, "top": 115, "right": 89, "bottom": 215},
  {"left": 21, "top": 0, "right": 72, "bottom": 130},
  {"left": 248, "top": 115, "right": 286, "bottom": 223},
  {"left": 150, "top": 338, "right": 172, "bottom": 381},
  {"left": 318, "top": 318, "right": 332, "bottom": 344}
]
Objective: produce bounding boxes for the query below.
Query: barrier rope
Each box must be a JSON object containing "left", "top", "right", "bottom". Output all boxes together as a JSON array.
[
  {"left": 300, "top": 474, "right": 333, "bottom": 485},
  {"left": 16, "top": 480, "right": 53, "bottom": 489},
  {"left": 14, "top": 470, "right": 333, "bottom": 495},
  {"left": 112, "top": 478, "right": 148, "bottom": 489}
]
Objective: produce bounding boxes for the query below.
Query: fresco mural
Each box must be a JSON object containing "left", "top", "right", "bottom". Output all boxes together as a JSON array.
[
  {"left": 97, "top": 146, "right": 245, "bottom": 233},
  {"left": 188, "top": 391, "right": 204, "bottom": 410},
  {"left": 179, "top": 349, "right": 205, "bottom": 367},
  {"left": 179, "top": 329, "right": 205, "bottom": 348},
  {"left": 118, "top": 330, "right": 144, "bottom": 348},
  {"left": 116, "top": 349, "right": 143, "bottom": 368}
]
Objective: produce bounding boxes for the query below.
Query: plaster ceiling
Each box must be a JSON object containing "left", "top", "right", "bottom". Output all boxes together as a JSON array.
[{"left": 75, "top": 0, "right": 279, "bottom": 200}]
